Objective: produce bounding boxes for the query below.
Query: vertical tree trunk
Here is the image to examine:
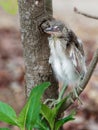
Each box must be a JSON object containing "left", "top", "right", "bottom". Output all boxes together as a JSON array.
[{"left": 18, "top": 0, "right": 58, "bottom": 100}]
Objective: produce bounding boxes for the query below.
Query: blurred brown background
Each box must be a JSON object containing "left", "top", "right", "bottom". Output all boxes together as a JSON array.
[{"left": 0, "top": 0, "right": 98, "bottom": 130}]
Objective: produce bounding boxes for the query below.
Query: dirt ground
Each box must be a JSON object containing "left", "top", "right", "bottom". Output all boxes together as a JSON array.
[{"left": 0, "top": 1, "right": 98, "bottom": 130}]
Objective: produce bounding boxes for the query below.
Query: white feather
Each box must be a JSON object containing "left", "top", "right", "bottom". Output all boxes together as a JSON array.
[
  {"left": 48, "top": 37, "right": 79, "bottom": 85},
  {"left": 77, "top": 38, "right": 83, "bottom": 46}
]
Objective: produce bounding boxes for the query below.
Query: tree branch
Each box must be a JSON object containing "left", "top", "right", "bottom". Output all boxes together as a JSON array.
[
  {"left": 74, "top": 7, "right": 98, "bottom": 20},
  {"left": 60, "top": 48, "right": 98, "bottom": 112}
]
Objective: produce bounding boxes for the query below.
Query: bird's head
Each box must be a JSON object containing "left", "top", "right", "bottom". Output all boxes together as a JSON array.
[{"left": 44, "top": 21, "right": 65, "bottom": 37}]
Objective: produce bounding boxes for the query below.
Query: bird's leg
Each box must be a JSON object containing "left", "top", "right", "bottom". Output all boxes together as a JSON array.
[
  {"left": 48, "top": 83, "right": 68, "bottom": 108},
  {"left": 71, "top": 74, "right": 84, "bottom": 104},
  {"left": 58, "top": 83, "right": 68, "bottom": 101},
  {"left": 76, "top": 73, "right": 84, "bottom": 91},
  {"left": 73, "top": 87, "right": 82, "bottom": 104},
  {"left": 43, "top": 98, "right": 56, "bottom": 105},
  {"left": 44, "top": 98, "right": 59, "bottom": 108},
  {"left": 44, "top": 83, "right": 68, "bottom": 108}
]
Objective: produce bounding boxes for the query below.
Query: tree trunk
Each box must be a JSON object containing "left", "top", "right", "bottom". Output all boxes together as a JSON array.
[{"left": 18, "top": 0, "right": 58, "bottom": 100}]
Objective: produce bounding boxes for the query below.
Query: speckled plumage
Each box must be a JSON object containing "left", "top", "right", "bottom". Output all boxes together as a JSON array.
[{"left": 45, "top": 21, "right": 87, "bottom": 86}]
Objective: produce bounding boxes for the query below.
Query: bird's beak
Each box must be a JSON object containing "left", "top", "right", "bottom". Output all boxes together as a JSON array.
[
  {"left": 44, "top": 26, "right": 60, "bottom": 34},
  {"left": 44, "top": 27, "right": 54, "bottom": 33}
]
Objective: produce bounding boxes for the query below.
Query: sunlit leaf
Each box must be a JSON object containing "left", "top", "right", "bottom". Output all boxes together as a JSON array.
[
  {"left": 55, "top": 111, "right": 75, "bottom": 130},
  {"left": 18, "top": 82, "right": 51, "bottom": 130},
  {"left": 34, "top": 115, "right": 49, "bottom": 130},
  {"left": 41, "top": 104, "right": 56, "bottom": 130},
  {"left": 0, "top": 102, "right": 18, "bottom": 126},
  {"left": 0, "top": 0, "right": 18, "bottom": 15},
  {"left": 0, "top": 128, "right": 10, "bottom": 130}
]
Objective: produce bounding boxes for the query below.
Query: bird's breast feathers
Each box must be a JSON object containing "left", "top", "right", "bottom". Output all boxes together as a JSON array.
[{"left": 48, "top": 38, "right": 79, "bottom": 84}]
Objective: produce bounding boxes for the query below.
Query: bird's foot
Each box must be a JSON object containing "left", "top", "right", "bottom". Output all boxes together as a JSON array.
[
  {"left": 73, "top": 87, "right": 82, "bottom": 104},
  {"left": 44, "top": 84, "right": 68, "bottom": 108},
  {"left": 69, "top": 97, "right": 74, "bottom": 103},
  {"left": 44, "top": 98, "right": 60, "bottom": 108},
  {"left": 77, "top": 85, "right": 83, "bottom": 91}
]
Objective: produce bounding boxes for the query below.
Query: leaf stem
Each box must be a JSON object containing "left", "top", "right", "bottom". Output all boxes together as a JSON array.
[{"left": 20, "top": 127, "right": 25, "bottom": 130}]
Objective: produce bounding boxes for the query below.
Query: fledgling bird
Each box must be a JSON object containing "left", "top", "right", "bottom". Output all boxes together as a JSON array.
[{"left": 44, "top": 20, "right": 87, "bottom": 101}]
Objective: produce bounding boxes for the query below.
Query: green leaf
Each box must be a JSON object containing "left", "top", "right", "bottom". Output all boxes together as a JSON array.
[
  {"left": 0, "top": 0, "right": 18, "bottom": 15},
  {"left": 55, "top": 111, "right": 75, "bottom": 130},
  {"left": 18, "top": 82, "right": 51, "bottom": 130},
  {"left": 41, "top": 104, "right": 56, "bottom": 130},
  {"left": 53, "top": 96, "right": 68, "bottom": 116},
  {"left": 34, "top": 116, "right": 49, "bottom": 130},
  {"left": 40, "top": 96, "right": 68, "bottom": 130},
  {"left": 0, "top": 101, "right": 18, "bottom": 126},
  {"left": 34, "top": 122, "right": 47, "bottom": 130},
  {"left": 0, "top": 128, "right": 10, "bottom": 130}
]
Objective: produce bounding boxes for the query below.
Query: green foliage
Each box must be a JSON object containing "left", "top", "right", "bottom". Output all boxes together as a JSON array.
[
  {"left": 0, "top": 82, "right": 76, "bottom": 130},
  {"left": 41, "top": 104, "right": 55, "bottom": 130},
  {"left": 55, "top": 111, "right": 75, "bottom": 130},
  {"left": 18, "top": 82, "right": 50, "bottom": 130},
  {"left": 0, "top": 82, "right": 51, "bottom": 130},
  {"left": 0, "top": 128, "right": 10, "bottom": 130},
  {"left": 0, "top": 0, "right": 18, "bottom": 15},
  {"left": 40, "top": 96, "right": 75, "bottom": 130},
  {"left": 34, "top": 115, "right": 49, "bottom": 130},
  {"left": 0, "top": 102, "right": 18, "bottom": 126}
]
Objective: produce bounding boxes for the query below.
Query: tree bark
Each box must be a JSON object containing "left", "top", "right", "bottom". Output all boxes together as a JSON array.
[{"left": 18, "top": 0, "right": 58, "bottom": 99}]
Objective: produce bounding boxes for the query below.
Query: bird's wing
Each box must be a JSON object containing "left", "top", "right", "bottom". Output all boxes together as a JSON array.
[
  {"left": 70, "top": 44, "right": 83, "bottom": 74},
  {"left": 75, "top": 38, "right": 84, "bottom": 56},
  {"left": 65, "top": 30, "right": 85, "bottom": 74}
]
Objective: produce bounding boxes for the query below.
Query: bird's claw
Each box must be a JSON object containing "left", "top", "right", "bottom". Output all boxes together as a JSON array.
[
  {"left": 73, "top": 87, "right": 82, "bottom": 104},
  {"left": 44, "top": 98, "right": 60, "bottom": 108}
]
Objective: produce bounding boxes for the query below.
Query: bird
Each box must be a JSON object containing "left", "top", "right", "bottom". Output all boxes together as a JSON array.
[{"left": 44, "top": 20, "right": 87, "bottom": 103}]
